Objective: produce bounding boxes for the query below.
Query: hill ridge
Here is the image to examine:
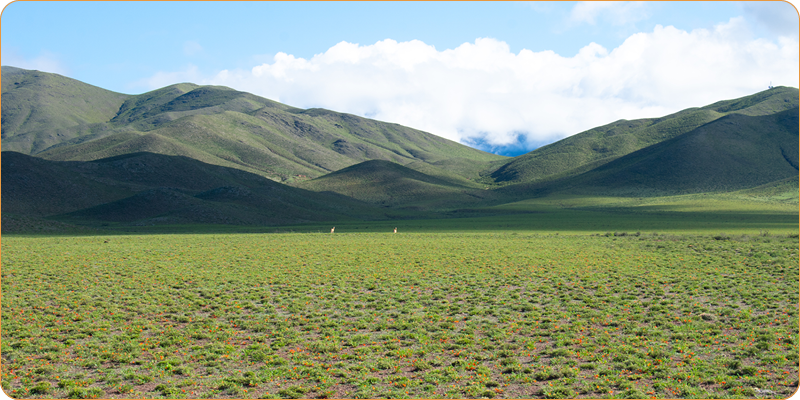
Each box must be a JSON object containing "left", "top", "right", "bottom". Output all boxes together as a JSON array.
[
  {"left": 1, "top": 66, "right": 131, "bottom": 154},
  {"left": 2, "top": 151, "right": 393, "bottom": 227},
  {"left": 2, "top": 67, "right": 505, "bottom": 183},
  {"left": 490, "top": 86, "right": 798, "bottom": 184},
  {"left": 500, "top": 106, "right": 799, "bottom": 198},
  {"left": 299, "top": 159, "right": 506, "bottom": 210},
  {"left": 2, "top": 66, "right": 797, "bottom": 230}
]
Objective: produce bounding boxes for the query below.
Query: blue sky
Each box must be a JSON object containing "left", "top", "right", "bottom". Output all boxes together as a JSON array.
[{"left": 2, "top": 1, "right": 799, "bottom": 155}]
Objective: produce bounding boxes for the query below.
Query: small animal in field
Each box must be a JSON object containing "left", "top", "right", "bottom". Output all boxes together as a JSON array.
[
  {"left": 331, "top": 227, "right": 335, "bottom": 233},
  {"left": 393, "top": 227, "right": 397, "bottom": 233}
]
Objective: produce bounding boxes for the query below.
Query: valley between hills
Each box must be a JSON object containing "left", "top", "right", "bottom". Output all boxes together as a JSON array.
[{"left": 1, "top": 66, "right": 797, "bottom": 234}]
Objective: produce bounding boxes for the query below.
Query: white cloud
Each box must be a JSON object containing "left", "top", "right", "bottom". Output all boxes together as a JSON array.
[
  {"left": 569, "top": 1, "right": 648, "bottom": 26},
  {"left": 137, "top": 19, "right": 799, "bottom": 150}
]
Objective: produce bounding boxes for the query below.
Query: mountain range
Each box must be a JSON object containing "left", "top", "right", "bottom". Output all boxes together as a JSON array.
[{"left": 2, "top": 66, "right": 797, "bottom": 231}]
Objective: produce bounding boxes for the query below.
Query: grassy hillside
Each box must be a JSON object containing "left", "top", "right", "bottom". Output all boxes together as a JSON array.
[
  {"left": 3, "top": 67, "right": 796, "bottom": 232},
  {"left": 491, "top": 87, "right": 799, "bottom": 184},
  {"left": 731, "top": 176, "right": 799, "bottom": 204},
  {"left": 1, "top": 151, "right": 134, "bottom": 216},
  {"left": 1, "top": 151, "right": 392, "bottom": 231},
  {"left": 298, "top": 160, "right": 507, "bottom": 210},
  {"left": 2, "top": 67, "right": 505, "bottom": 183},
  {"left": 1, "top": 66, "right": 130, "bottom": 154},
  {"left": 500, "top": 107, "right": 799, "bottom": 198},
  {"left": 573, "top": 107, "right": 798, "bottom": 194},
  {"left": 108, "top": 84, "right": 297, "bottom": 130},
  {"left": 41, "top": 104, "right": 506, "bottom": 183}
]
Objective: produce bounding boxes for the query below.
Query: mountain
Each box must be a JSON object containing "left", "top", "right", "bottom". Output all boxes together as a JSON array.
[
  {"left": 1, "top": 66, "right": 130, "bottom": 154},
  {"left": 491, "top": 86, "right": 799, "bottom": 184},
  {"left": 297, "top": 160, "right": 506, "bottom": 210},
  {"left": 2, "top": 67, "right": 505, "bottom": 184},
  {"left": 2, "top": 150, "right": 133, "bottom": 217},
  {"left": 2, "top": 66, "right": 797, "bottom": 231},
  {"left": 499, "top": 106, "right": 799, "bottom": 197},
  {"left": 1, "top": 151, "right": 390, "bottom": 227}
]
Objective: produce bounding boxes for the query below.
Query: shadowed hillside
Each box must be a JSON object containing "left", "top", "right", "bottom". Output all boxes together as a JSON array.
[
  {"left": 298, "top": 160, "right": 507, "bottom": 210},
  {"left": 2, "top": 151, "right": 391, "bottom": 228},
  {"left": 1, "top": 151, "right": 134, "bottom": 217}
]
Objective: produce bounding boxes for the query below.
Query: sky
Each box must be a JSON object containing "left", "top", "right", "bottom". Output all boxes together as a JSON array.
[{"left": 1, "top": 1, "right": 799, "bottom": 156}]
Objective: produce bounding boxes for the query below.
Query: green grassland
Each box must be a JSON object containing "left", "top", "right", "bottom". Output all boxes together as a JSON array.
[
  {"left": 265, "top": 203, "right": 797, "bottom": 238},
  {"left": 2, "top": 229, "right": 798, "bottom": 399},
  {"left": 3, "top": 193, "right": 799, "bottom": 399}
]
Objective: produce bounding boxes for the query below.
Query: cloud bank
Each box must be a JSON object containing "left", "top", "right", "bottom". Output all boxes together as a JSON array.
[{"left": 140, "top": 18, "right": 798, "bottom": 152}]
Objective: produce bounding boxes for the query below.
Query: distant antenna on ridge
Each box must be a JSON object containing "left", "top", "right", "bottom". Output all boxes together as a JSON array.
[{"left": 769, "top": 81, "right": 774, "bottom": 89}]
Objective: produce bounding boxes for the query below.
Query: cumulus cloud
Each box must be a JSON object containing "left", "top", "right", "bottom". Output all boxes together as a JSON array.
[{"left": 138, "top": 18, "right": 799, "bottom": 151}]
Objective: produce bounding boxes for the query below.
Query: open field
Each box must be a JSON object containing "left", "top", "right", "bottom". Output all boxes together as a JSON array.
[
  {"left": 5, "top": 188, "right": 796, "bottom": 237},
  {"left": 2, "top": 229, "right": 798, "bottom": 399}
]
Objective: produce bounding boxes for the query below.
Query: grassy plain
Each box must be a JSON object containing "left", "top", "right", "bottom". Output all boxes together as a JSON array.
[
  {"left": 2, "top": 223, "right": 798, "bottom": 399},
  {"left": 238, "top": 191, "right": 800, "bottom": 236}
]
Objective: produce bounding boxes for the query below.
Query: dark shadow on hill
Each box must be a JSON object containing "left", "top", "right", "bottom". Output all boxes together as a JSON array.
[{"left": 2, "top": 151, "right": 394, "bottom": 231}]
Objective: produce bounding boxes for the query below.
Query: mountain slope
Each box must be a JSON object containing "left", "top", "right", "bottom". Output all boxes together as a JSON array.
[
  {"left": 490, "top": 87, "right": 799, "bottom": 184},
  {"left": 1, "top": 151, "right": 134, "bottom": 217},
  {"left": 107, "top": 84, "right": 298, "bottom": 130},
  {"left": 501, "top": 106, "right": 799, "bottom": 197},
  {"left": 298, "top": 160, "right": 505, "bottom": 210},
  {"left": 2, "top": 67, "right": 505, "bottom": 183},
  {"left": 1, "top": 66, "right": 131, "bottom": 154},
  {"left": 583, "top": 107, "right": 799, "bottom": 194},
  {"left": 1, "top": 151, "right": 390, "bottom": 228},
  {"left": 41, "top": 103, "right": 506, "bottom": 182},
  {"left": 3, "top": 66, "right": 797, "bottom": 224}
]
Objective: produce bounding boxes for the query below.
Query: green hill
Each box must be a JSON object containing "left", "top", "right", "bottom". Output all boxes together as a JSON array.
[
  {"left": 108, "top": 84, "right": 296, "bottom": 130},
  {"left": 1, "top": 151, "right": 134, "bottom": 217},
  {"left": 501, "top": 106, "right": 799, "bottom": 198},
  {"left": 2, "top": 66, "right": 797, "bottom": 230},
  {"left": 2, "top": 67, "right": 505, "bottom": 183},
  {"left": 298, "top": 160, "right": 505, "bottom": 210},
  {"left": 1, "top": 66, "right": 130, "bottom": 154},
  {"left": 490, "top": 87, "right": 799, "bottom": 184},
  {"left": 1, "top": 151, "right": 390, "bottom": 230}
]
